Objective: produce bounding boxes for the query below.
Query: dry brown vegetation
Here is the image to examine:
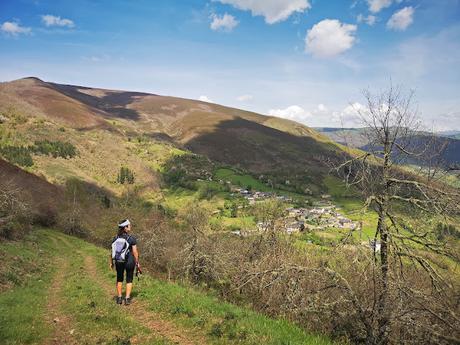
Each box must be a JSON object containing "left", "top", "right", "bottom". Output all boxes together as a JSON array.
[
  {"left": 0, "top": 158, "right": 62, "bottom": 238},
  {"left": 126, "top": 201, "right": 459, "bottom": 345}
]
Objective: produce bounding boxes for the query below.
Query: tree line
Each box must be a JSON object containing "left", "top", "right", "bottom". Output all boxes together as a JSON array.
[{"left": 0, "top": 140, "right": 77, "bottom": 167}]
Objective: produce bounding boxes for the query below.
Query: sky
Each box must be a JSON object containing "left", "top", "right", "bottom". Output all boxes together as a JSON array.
[{"left": 0, "top": 0, "right": 459, "bottom": 130}]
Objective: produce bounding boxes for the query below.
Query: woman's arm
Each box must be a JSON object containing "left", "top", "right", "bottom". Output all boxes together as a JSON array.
[
  {"left": 109, "top": 251, "right": 113, "bottom": 270},
  {"left": 132, "top": 245, "right": 139, "bottom": 264}
]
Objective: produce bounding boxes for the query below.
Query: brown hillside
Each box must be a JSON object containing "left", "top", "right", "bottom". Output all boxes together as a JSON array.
[
  {"left": 0, "top": 158, "right": 63, "bottom": 207},
  {"left": 0, "top": 78, "right": 111, "bottom": 129},
  {"left": 0, "top": 77, "right": 342, "bottom": 174}
]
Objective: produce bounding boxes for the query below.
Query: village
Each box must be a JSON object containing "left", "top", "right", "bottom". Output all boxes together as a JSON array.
[
  {"left": 283, "top": 202, "right": 359, "bottom": 233},
  {"left": 230, "top": 186, "right": 359, "bottom": 235}
]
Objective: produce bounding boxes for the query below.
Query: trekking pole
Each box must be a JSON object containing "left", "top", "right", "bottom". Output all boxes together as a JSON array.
[{"left": 135, "top": 262, "right": 143, "bottom": 281}]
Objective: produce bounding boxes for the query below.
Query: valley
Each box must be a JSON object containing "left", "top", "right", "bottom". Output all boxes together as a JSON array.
[{"left": 1, "top": 77, "right": 459, "bottom": 345}]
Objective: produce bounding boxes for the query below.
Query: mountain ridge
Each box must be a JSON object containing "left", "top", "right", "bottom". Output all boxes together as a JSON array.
[
  {"left": 0, "top": 77, "right": 343, "bottom": 184},
  {"left": 315, "top": 126, "right": 460, "bottom": 167}
]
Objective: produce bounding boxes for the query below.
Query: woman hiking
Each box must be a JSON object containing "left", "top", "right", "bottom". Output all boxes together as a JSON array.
[{"left": 110, "top": 219, "right": 140, "bottom": 305}]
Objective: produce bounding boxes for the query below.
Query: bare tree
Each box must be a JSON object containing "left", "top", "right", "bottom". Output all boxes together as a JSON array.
[
  {"left": 333, "top": 85, "right": 460, "bottom": 344},
  {"left": 179, "top": 204, "right": 226, "bottom": 285}
]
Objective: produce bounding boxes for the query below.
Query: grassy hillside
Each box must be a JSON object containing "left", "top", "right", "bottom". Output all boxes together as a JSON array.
[
  {"left": 0, "top": 77, "right": 344, "bottom": 194},
  {"left": 0, "top": 229, "right": 332, "bottom": 345}
]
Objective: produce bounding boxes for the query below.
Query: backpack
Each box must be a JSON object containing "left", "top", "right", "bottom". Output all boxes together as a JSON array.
[{"left": 112, "top": 235, "right": 131, "bottom": 262}]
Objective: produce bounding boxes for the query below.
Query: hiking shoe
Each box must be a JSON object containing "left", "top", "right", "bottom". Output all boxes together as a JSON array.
[
  {"left": 116, "top": 296, "right": 123, "bottom": 305},
  {"left": 125, "top": 297, "right": 131, "bottom": 305}
]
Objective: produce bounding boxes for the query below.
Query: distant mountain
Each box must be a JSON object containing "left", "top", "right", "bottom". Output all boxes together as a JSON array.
[
  {"left": 312, "top": 127, "right": 367, "bottom": 147},
  {"left": 315, "top": 127, "right": 460, "bottom": 167},
  {"left": 438, "top": 130, "right": 460, "bottom": 140}
]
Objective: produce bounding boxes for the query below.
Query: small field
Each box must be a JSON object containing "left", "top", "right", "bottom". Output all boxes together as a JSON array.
[{"left": 214, "top": 168, "right": 271, "bottom": 192}]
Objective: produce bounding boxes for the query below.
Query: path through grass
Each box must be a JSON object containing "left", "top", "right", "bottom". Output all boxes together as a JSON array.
[{"left": 0, "top": 229, "right": 333, "bottom": 345}]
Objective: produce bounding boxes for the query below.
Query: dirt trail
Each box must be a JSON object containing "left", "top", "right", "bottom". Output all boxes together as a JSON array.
[
  {"left": 83, "top": 254, "right": 208, "bottom": 345},
  {"left": 44, "top": 257, "right": 78, "bottom": 345}
]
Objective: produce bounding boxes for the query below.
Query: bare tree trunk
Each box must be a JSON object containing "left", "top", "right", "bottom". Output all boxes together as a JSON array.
[
  {"left": 376, "top": 131, "right": 392, "bottom": 345},
  {"left": 376, "top": 206, "right": 390, "bottom": 345},
  {"left": 191, "top": 225, "right": 199, "bottom": 283}
]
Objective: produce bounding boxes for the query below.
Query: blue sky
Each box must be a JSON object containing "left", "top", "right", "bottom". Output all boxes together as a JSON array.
[{"left": 1, "top": 0, "right": 459, "bottom": 130}]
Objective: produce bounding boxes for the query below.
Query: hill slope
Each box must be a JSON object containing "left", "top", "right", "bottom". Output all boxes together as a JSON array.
[
  {"left": 0, "top": 157, "right": 63, "bottom": 206},
  {"left": 0, "top": 229, "right": 332, "bottom": 345},
  {"left": 0, "top": 78, "right": 341, "bottom": 181}
]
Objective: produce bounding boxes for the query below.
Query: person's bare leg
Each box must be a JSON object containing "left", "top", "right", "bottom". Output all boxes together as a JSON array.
[
  {"left": 117, "top": 282, "right": 123, "bottom": 297},
  {"left": 126, "top": 283, "right": 133, "bottom": 298}
]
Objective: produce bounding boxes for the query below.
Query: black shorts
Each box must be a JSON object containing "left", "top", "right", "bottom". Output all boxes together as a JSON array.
[{"left": 115, "top": 258, "right": 135, "bottom": 283}]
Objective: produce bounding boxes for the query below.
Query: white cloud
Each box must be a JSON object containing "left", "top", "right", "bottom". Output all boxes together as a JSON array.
[
  {"left": 317, "top": 103, "right": 327, "bottom": 112},
  {"left": 210, "top": 13, "right": 239, "bottom": 31},
  {"left": 268, "top": 105, "right": 311, "bottom": 122},
  {"left": 268, "top": 102, "right": 369, "bottom": 127},
  {"left": 214, "top": 0, "right": 311, "bottom": 24},
  {"left": 1, "top": 21, "right": 31, "bottom": 35},
  {"left": 41, "top": 14, "right": 74, "bottom": 28},
  {"left": 305, "top": 19, "right": 357, "bottom": 58},
  {"left": 367, "top": 0, "right": 392, "bottom": 13},
  {"left": 237, "top": 94, "right": 253, "bottom": 101},
  {"left": 268, "top": 103, "right": 331, "bottom": 125},
  {"left": 333, "top": 102, "right": 367, "bottom": 126},
  {"left": 387, "top": 6, "right": 414, "bottom": 31},
  {"left": 199, "top": 95, "right": 214, "bottom": 103},
  {"left": 357, "top": 14, "right": 377, "bottom": 26}
]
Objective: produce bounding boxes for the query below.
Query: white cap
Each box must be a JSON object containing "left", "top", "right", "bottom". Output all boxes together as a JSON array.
[{"left": 118, "top": 219, "right": 130, "bottom": 227}]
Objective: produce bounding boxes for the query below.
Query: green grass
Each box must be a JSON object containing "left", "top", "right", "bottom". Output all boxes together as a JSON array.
[
  {"left": 0, "top": 231, "right": 58, "bottom": 344},
  {"left": 162, "top": 187, "right": 198, "bottom": 210},
  {"left": 130, "top": 139, "right": 187, "bottom": 172},
  {"left": 210, "top": 215, "right": 256, "bottom": 230},
  {"left": 0, "top": 229, "right": 333, "bottom": 345},
  {"left": 214, "top": 168, "right": 309, "bottom": 201},
  {"left": 161, "top": 181, "right": 228, "bottom": 214},
  {"left": 139, "top": 280, "right": 327, "bottom": 345},
  {"left": 214, "top": 168, "right": 271, "bottom": 192},
  {"left": 0, "top": 230, "right": 171, "bottom": 345},
  {"left": 53, "top": 233, "right": 170, "bottom": 345}
]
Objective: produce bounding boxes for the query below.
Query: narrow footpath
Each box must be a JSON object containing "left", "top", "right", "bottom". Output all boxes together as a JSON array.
[{"left": 42, "top": 233, "right": 208, "bottom": 345}]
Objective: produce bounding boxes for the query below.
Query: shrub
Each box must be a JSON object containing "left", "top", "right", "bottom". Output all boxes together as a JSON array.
[
  {"left": 0, "top": 179, "right": 31, "bottom": 239},
  {"left": 435, "top": 222, "right": 460, "bottom": 240},
  {"left": 116, "top": 166, "right": 135, "bottom": 184},
  {"left": 197, "top": 184, "right": 219, "bottom": 200},
  {"left": 0, "top": 145, "right": 33, "bottom": 167},
  {"left": 163, "top": 167, "right": 186, "bottom": 185},
  {"left": 58, "top": 207, "right": 88, "bottom": 238},
  {"left": 31, "top": 204, "right": 58, "bottom": 227},
  {"left": 31, "top": 140, "right": 77, "bottom": 159},
  {"left": 0, "top": 140, "right": 77, "bottom": 167}
]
